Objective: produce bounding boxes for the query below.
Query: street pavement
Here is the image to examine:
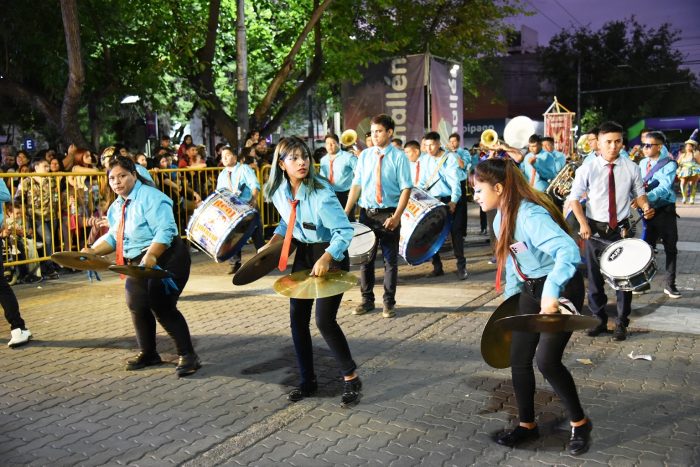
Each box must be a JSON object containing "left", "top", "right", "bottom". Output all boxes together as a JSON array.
[{"left": 1, "top": 202, "right": 698, "bottom": 466}]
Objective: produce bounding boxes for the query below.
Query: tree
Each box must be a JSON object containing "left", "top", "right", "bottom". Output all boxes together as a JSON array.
[{"left": 539, "top": 18, "right": 700, "bottom": 128}]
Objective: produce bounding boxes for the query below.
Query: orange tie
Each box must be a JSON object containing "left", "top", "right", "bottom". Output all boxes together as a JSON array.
[
  {"left": 375, "top": 150, "right": 384, "bottom": 204},
  {"left": 278, "top": 199, "right": 299, "bottom": 271},
  {"left": 328, "top": 156, "right": 335, "bottom": 184},
  {"left": 415, "top": 161, "right": 420, "bottom": 184},
  {"left": 115, "top": 199, "right": 130, "bottom": 266}
]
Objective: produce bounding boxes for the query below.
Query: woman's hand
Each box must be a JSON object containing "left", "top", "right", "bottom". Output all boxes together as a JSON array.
[
  {"left": 540, "top": 296, "right": 560, "bottom": 314},
  {"left": 310, "top": 253, "right": 332, "bottom": 277}
]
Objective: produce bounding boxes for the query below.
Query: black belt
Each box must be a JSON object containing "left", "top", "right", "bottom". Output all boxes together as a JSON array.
[
  {"left": 365, "top": 207, "right": 395, "bottom": 215},
  {"left": 588, "top": 218, "right": 630, "bottom": 236}
]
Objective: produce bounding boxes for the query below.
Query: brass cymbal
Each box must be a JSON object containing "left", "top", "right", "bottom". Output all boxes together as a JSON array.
[
  {"left": 232, "top": 242, "right": 296, "bottom": 286},
  {"left": 108, "top": 264, "right": 170, "bottom": 279},
  {"left": 51, "top": 251, "right": 113, "bottom": 271},
  {"left": 480, "top": 294, "right": 519, "bottom": 369},
  {"left": 273, "top": 269, "right": 357, "bottom": 299},
  {"left": 495, "top": 314, "right": 600, "bottom": 334}
]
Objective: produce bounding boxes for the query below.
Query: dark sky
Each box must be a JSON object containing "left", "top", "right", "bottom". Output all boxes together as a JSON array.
[{"left": 507, "top": 0, "right": 700, "bottom": 77}]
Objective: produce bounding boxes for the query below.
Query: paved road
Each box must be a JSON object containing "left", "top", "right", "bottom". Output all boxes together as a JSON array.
[{"left": 1, "top": 203, "right": 698, "bottom": 466}]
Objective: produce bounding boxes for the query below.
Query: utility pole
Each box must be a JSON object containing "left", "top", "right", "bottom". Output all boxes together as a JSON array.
[
  {"left": 236, "top": 0, "right": 248, "bottom": 151},
  {"left": 576, "top": 59, "right": 581, "bottom": 134}
]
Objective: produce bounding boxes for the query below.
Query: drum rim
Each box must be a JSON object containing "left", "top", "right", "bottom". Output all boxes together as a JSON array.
[{"left": 599, "top": 238, "right": 653, "bottom": 276}]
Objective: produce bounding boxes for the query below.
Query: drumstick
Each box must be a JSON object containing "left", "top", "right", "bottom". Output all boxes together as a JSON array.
[{"left": 353, "top": 229, "right": 375, "bottom": 238}]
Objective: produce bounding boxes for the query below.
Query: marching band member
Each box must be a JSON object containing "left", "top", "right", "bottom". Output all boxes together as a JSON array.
[
  {"left": 568, "top": 122, "right": 653, "bottom": 342},
  {"left": 345, "top": 114, "right": 412, "bottom": 319},
  {"left": 541, "top": 136, "right": 567, "bottom": 172},
  {"left": 474, "top": 158, "right": 592, "bottom": 456},
  {"left": 422, "top": 132, "right": 467, "bottom": 279},
  {"left": 216, "top": 146, "right": 264, "bottom": 273},
  {"left": 448, "top": 133, "right": 471, "bottom": 238},
  {"left": 263, "top": 136, "right": 362, "bottom": 407},
  {"left": 520, "top": 135, "right": 557, "bottom": 191},
  {"left": 637, "top": 131, "right": 680, "bottom": 298},
  {"left": 84, "top": 156, "right": 200, "bottom": 376},
  {"left": 319, "top": 134, "right": 358, "bottom": 221},
  {"left": 404, "top": 140, "right": 428, "bottom": 186}
]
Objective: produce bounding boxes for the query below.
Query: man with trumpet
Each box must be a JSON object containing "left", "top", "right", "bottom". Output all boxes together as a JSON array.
[
  {"left": 568, "top": 122, "right": 654, "bottom": 341},
  {"left": 320, "top": 133, "right": 358, "bottom": 221}
]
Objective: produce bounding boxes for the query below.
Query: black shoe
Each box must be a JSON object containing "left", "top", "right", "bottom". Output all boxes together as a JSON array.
[
  {"left": 587, "top": 322, "right": 608, "bottom": 337},
  {"left": 457, "top": 267, "right": 468, "bottom": 280},
  {"left": 664, "top": 286, "right": 681, "bottom": 299},
  {"left": 352, "top": 302, "right": 375, "bottom": 316},
  {"left": 568, "top": 420, "right": 592, "bottom": 455},
  {"left": 495, "top": 425, "right": 540, "bottom": 447},
  {"left": 427, "top": 268, "right": 444, "bottom": 278},
  {"left": 613, "top": 324, "right": 627, "bottom": 341},
  {"left": 175, "top": 353, "right": 201, "bottom": 377},
  {"left": 232, "top": 261, "right": 242, "bottom": 274},
  {"left": 288, "top": 379, "right": 318, "bottom": 402},
  {"left": 46, "top": 272, "right": 60, "bottom": 280},
  {"left": 125, "top": 352, "right": 163, "bottom": 371},
  {"left": 340, "top": 377, "right": 362, "bottom": 408}
]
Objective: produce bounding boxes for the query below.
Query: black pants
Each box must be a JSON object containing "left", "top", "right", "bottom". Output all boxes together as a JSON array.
[
  {"left": 125, "top": 237, "right": 195, "bottom": 356},
  {"left": 0, "top": 252, "right": 24, "bottom": 330},
  {"left": 289, "top": 242, "right": 356, "bottom": 386},
  {"left": 511, "top": 271, "right": 586, "bottom": 423},
  {"left": 231, "top": 213, "right": 265, "bottom": 265},
  {"left": 459, "top": 180, "right": 468, "bottom": 237},
  {"left": 643, "top": 204, "right": 678, "bottom": 288},
  {"left": 335, "top": 190, "right": 355, "bottom": 222},
  {"left": 358, "top": 208, "right": 399, "bottom": 307},
  {"left": 432, "top": 196, "right": 466, "bottom": 270},
  {"left": 584, "top": 220, "right": 632, "bottom": 326}
]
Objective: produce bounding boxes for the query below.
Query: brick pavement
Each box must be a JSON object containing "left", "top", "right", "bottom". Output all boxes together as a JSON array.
[{"left": 0, "top": 203, "right": 698, "bottom": 466}]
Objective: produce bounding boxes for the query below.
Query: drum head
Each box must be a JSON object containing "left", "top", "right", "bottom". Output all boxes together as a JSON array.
[
  {"left": 349, "top": 223, "right": 376, "bottom": 257},
  {"left": 215, "top": 211, "right": 259, "bottom": 262},
  {"left": 600, "top": 238, "right": 652, "bottom": 277},
  {"left": 403, "top": 206, "right": 450, "bottom": 265}
]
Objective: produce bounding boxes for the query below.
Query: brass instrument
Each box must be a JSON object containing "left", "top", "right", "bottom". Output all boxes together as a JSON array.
[
  {"left": 480, "top": 129, "right": 500, "bottom": 149},
  {"left": 504, "top": 116, "right": 536, "bottom": 148},
  {"left": 340, "top": 129, "right": 358, "bottom": 148},
  {"left": 576, "top": 134, "right": 591, "bottom": 156},
  {"left": 545, "top": 160, "right": 582, "bottom": 202}
]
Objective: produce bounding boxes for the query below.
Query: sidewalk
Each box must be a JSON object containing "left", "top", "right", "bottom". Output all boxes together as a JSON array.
[{"left": 1, "top": 202, "right": 698, "bottom": 466}]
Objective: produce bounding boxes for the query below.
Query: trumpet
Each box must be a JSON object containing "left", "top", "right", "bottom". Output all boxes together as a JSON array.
[{"left": 340, "top": 129, "right": 358, "bottom": 148}]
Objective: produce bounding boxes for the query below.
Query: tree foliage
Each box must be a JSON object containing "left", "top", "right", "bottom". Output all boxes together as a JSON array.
[{"left": 539, "top": 18, "right": 699, "bottom": 127}]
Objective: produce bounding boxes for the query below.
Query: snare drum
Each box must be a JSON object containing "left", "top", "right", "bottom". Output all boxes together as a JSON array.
[
  {"left": 348, "top": 222, "right": 376, "bottom": 265},
  {"left": 187, "top": 189, "right": 258, "bottom": 262},
  {"left": 599, "top": 238, "right": 657, "bottom": 291},
  {"left": 398, "top": 188, "right": 450, "bottom": 265}
]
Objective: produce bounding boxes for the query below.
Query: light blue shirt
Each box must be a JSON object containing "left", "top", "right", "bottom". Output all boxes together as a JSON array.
[
  {"left": 494, "top": 201, "right": 581, "bottom": 300},
  {"left": 409, "top": 153, "right": 430, "bottom": 186},
  {"left": 100, "top": 180, "right": 178, "bottom": 259},
  {"left": 319, "top": 150, "right": 357, "bottom": 192},
  {"left": 552, "top": 150, "right": 567, "bottom": 172},
  {"left": 216, "top": 164, "right": 260, "bottom": 203},
  {"left": 272, "top": 179, "right": 353, "bottom": 261},
  {"left": 0, "top": 180, "right": 10, "bottom": 225},
  {"left": 453, "top": 148, "right": 471, "bottom": 181},
  {"left": 419, "top": 151, "right": 462, "bottom": 203},
  {"left": 352, "top": 144, "right": 412, "bottom": 209},
  {"left": 639, "top": 152, "right": 677, "bottom": 207},
  {"left": 521, "top": 150, "right": 557, "bottom": 191},
  {"left": 568, "top": 155, "right": 645, "bottom": 223}
]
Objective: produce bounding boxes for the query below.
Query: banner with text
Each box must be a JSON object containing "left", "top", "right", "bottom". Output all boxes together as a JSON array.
[
  {"left": 544, "top": 113, "right": 573, "bottom": 156},
  {"left": 429, "top": 57, "right": 464, "bottom": 145}
]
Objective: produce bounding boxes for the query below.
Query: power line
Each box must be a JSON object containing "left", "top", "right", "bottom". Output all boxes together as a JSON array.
[
  {"left": 523, "top": 0, "right": 565, "bottom": 30},
  {"left": 581, "top": 81, "right": 690, "bottom": 94},
  {"left": 552, "top": 0, "right": 582, "bottom": 27}
]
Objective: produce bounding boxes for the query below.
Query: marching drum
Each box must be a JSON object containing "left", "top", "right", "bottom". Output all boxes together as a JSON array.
[
  {"left": 398, "top": 188, "right": 450, "bottom": 265},
  {"left": 348, "top": 222, "right": 376, "bottom": 265},
  {"left": 599, "top": 238, "right": 657, "bottom": 291},
  {"left": 187, "top": 188, "right": 258, "bottom": 262}
]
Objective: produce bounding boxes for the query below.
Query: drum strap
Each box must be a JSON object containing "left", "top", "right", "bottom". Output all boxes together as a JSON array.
[
  {"left": 227, "top": 167, "right": 243, "bottom": 195},
  {"left": 425, "top": 154, "right": 448, "bottom": 191}
]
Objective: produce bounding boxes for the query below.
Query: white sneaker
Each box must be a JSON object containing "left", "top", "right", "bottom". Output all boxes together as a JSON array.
[{"left": 8, "top": 328, "right": 32, "bottom": 348}]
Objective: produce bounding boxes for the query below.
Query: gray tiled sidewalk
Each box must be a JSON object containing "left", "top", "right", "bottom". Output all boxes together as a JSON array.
[{"left": 1, "top": 202, "right": 698, "bottom": 466}]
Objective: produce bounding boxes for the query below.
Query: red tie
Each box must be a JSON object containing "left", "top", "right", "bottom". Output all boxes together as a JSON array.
[
  {"left": 608, "top": 164, "right": 617, "bottom": 230},
  {"left": 646, "top": 159, "right": 652, "bottom": 174},
  {"left": 375, "top": 150, "right": 384, "bottom": 204},
  {"left": 278, "top": 199, "right": 299, "bottom": 271},
  {"left": 415, "top": 161, "right": 420, "bottom": 184},
  {"left": 328, "top": 156, "right": 335, "bottom": 184},
  {"left": 115, "top": 199, "right": 130, "bottom": 266}
]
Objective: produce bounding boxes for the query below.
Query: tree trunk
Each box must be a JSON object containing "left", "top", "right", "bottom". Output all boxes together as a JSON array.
[
  {"left": 236, "top": 0, "right": 248, "bottom": 149},
  {"left": 59, "top": 0, "right": 88, "bottom": 147}
]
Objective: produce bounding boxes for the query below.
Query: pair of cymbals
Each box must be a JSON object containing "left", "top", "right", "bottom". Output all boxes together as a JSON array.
[
  {"left": 273, "top": 269, "right": 357, "bottom": 299},
  {"left": 480, "top": 294, "right": 600, "bottom": 369},
  {"left": 51, "top": 251, "right": 170, "bottom": 279},
  {"left": 232, "top": 241, "right": 297, "bottom": 286}
]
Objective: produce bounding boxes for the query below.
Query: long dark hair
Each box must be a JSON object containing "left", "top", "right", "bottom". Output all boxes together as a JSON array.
[
  {"left": 474, "top": 158, "right": 570, "bottom": 273},
  {"left": 264, "top": 136, "right": 326, "bottom": 200}
]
